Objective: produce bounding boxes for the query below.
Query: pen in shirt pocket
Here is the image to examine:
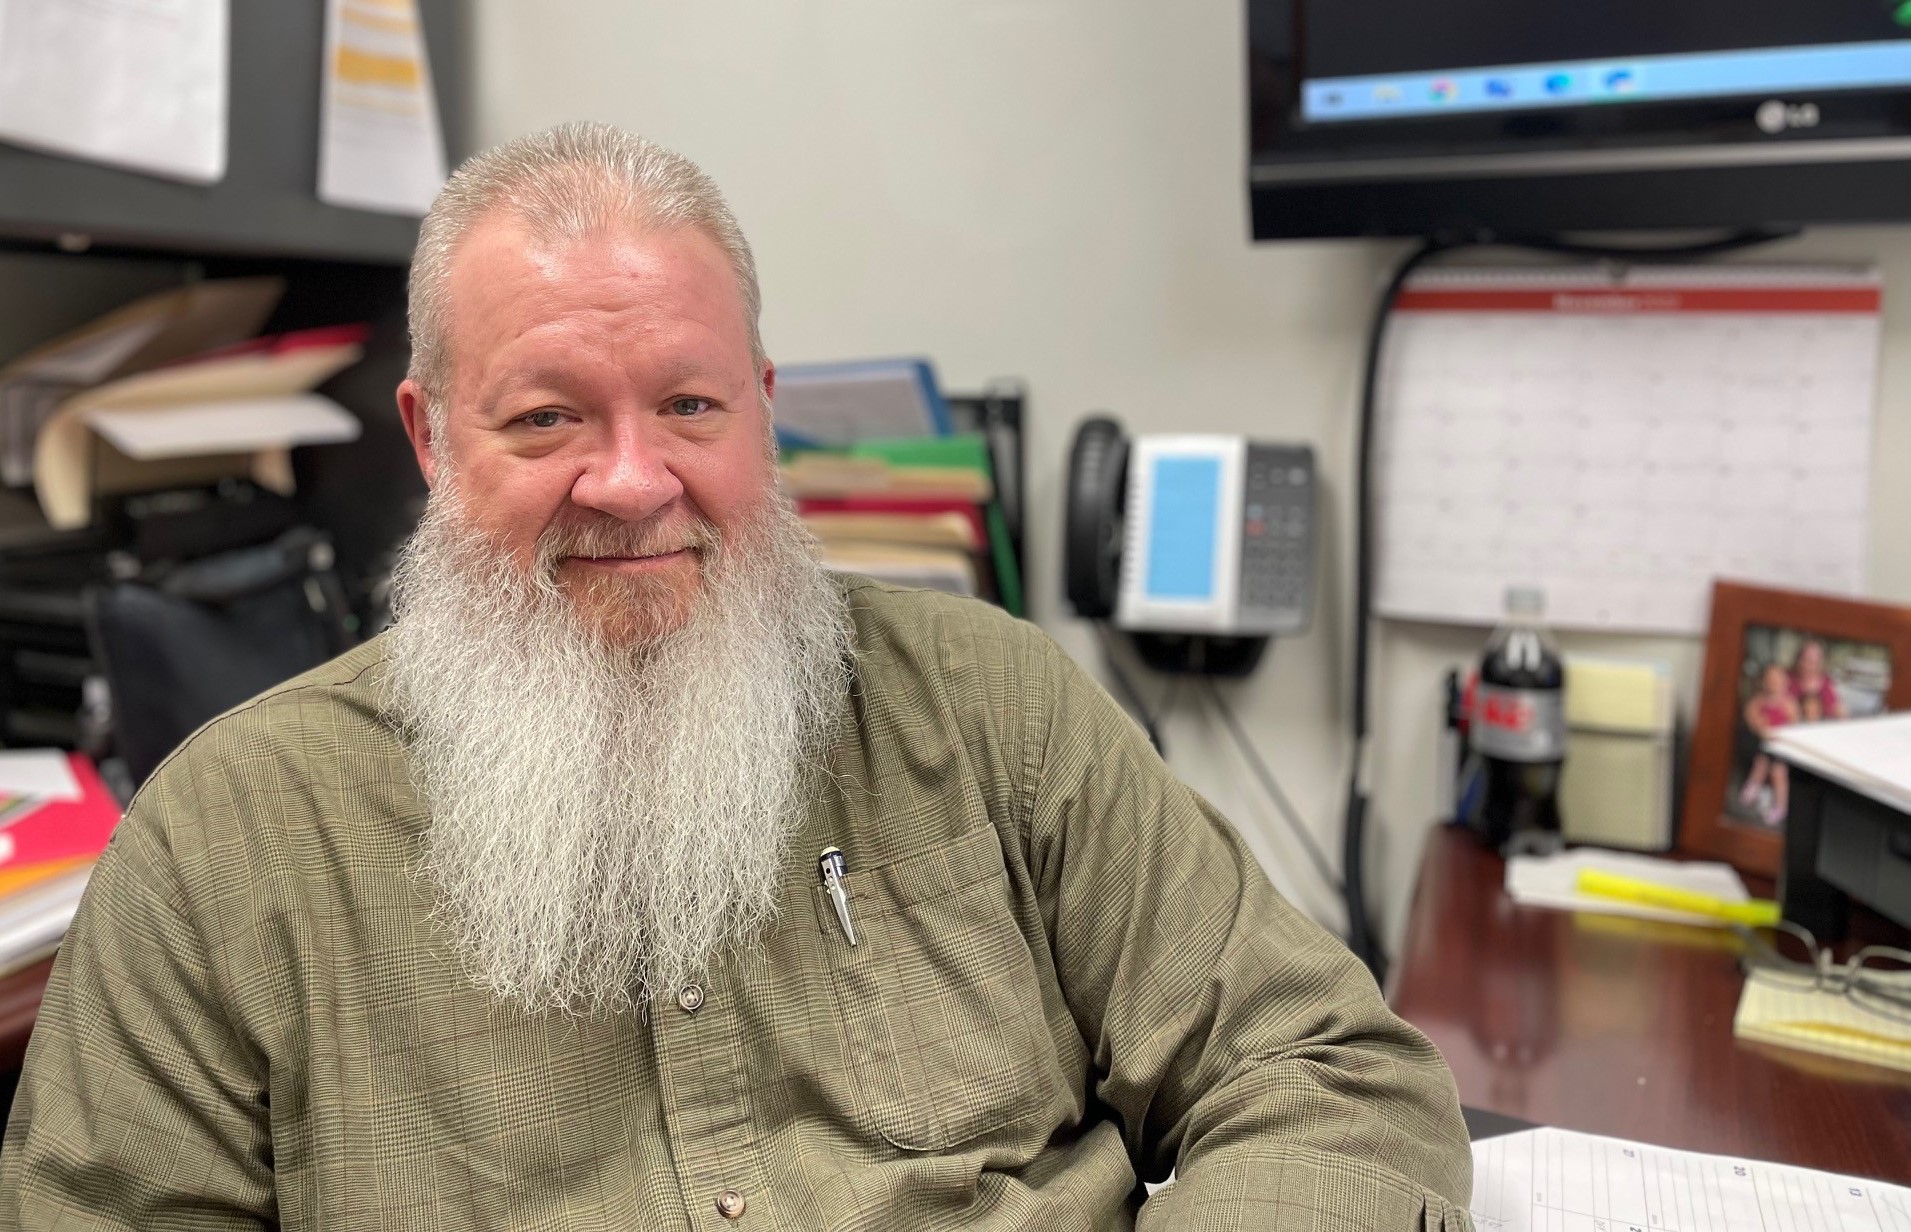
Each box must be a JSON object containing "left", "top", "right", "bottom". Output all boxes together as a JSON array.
[{"left": 818, "top": 847, "right": 857, "bottom": 946}]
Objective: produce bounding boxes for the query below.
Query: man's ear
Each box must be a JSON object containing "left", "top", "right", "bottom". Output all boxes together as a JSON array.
[
  {"left": 396, "top": 378, "right": 441, "bottom": 489},
  {"left": 760, "top": 359, "right": 776, "bottom": 410}
]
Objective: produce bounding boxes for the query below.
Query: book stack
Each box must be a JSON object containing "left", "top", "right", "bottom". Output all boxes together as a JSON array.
[
  {"left": 784, "top": 433, "right": 1023, "bottom": 615},
  {"left": 0, "top": 750, "right": 121, "bottom": 977}
]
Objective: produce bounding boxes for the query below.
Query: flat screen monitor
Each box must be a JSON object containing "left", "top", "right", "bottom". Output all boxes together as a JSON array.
[{"left": 1248, "top": 1, "right": 1911, "bottom": 238}]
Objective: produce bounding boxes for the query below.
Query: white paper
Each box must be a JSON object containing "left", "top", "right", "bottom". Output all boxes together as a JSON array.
[
  {"left": 84, "top": 394, "right": 361, "bottom": 460},
  {"left": 318, "top": 0, "right": 446, "bottom": 216},
  {"left": 1471, "top": 1127, "right": 1911, "bottom": 1232},
  {"left": 0, "top": 0, "right": 227, "bottom": 183},
  {"left": 0, "top": 865, "right": 91, "bottom": 978},
  {"left": 0, "top": 749, "right": 81, "bottom": 802},
  {"left": 1375, "top": 266, "right": 1880, "bottom": 634},
  {"left": 1505, "top": 847, "right": 1750, "bottom": 927},
  {"left": 1766, "top": 712, "right": 1911, "bottom": 814}
]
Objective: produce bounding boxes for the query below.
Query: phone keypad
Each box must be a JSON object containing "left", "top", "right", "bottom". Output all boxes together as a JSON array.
[{"left": 1240, "top": 445, "right": 1314, "bottom": 634}]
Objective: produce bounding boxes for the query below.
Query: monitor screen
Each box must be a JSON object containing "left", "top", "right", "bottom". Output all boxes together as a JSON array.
[
  {"left": 1247, "top": 1, "right": 1911, "bottom": 237},
  {"left": 1302, "top": 3, "right": 1911, "bottom": 125}
]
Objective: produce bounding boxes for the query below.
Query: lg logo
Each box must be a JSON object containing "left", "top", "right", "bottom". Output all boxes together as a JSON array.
[{"left": 1755, "top": 99, "right": 1820, "bottom": 134}]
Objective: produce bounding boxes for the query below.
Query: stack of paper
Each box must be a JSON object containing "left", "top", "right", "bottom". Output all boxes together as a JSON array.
[
  {"left": 1766, "top": 712, "right": 1911, "bottom": 814},
  {"left": 35, "top": 324, "right": 368, "bottom": 529},
  {"left": 0, "top": 749, "right": 121, "bottom": 976},
  {"left": 1505, "top": 846, "right": 1753, "bottom": 927},
  {"left": 1734, "top": 969, "right": 1911, "bottom": 1073},
  {"left": 0, "top": 279, "right": 285, "bottom": 488},
  {"left": 0, "top": 867, "right": 92, "bottom": 981}
]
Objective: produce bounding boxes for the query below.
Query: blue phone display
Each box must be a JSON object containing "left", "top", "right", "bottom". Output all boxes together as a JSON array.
[{"left": 1144, "top": 456, "right": 1221, "bottom": 600}]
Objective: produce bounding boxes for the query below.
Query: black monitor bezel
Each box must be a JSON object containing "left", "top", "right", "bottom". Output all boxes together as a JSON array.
[{"left": 1247, "top": 0, "right": 1911, "bottom": 238}]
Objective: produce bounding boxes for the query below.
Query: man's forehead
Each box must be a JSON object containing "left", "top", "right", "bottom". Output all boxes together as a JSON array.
[
  {"left": 446, "top": 214, "right": 734, "bottom": 305},
  {"left": 437, "top": 215, "right": 753, "bottom": 403}
]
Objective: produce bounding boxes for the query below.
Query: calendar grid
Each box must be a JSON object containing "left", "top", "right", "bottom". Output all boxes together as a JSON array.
[{"left": 1375, "top": 267, "right": 1882, "bottom": 635}]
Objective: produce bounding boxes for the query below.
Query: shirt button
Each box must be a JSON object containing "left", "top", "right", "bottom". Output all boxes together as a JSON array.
[
  {"left": 715, "top": 1189, "right": 747, "bottom": 1219},
  {"left": 677, "top": 984, "right": 705, "bottom": 1013}
]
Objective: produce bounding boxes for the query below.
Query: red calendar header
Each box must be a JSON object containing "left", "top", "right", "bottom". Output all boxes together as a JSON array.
[{"left": 1393, "top": 286, "right": 1881, "bottom": 314}]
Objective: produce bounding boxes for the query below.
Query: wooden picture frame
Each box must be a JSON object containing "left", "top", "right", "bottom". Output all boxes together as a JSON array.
[{"left": 1680, "top": 580, "right": 1911, "bottom": 876}]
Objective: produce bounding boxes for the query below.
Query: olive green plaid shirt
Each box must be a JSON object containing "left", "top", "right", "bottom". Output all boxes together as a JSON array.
[{"left": 1, "top": 577, "right": 1471, "bottom": 1230}]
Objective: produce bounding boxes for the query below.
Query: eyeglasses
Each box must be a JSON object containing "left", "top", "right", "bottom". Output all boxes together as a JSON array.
[{"left": 1734, "top": 920, "right": 1911, "bottom": 1026}]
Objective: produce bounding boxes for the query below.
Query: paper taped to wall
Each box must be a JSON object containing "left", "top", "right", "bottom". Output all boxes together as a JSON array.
[
  {"left": 0, "top": 0, "right": 228, "bottom": 183},
  {"left": 319, "top": 0, "right": 447, "bottom": 215}
]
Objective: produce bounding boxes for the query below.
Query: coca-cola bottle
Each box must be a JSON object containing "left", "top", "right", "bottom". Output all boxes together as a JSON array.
[{"left": 1469, "top": 586, "right": 1566, "bottom": 855}]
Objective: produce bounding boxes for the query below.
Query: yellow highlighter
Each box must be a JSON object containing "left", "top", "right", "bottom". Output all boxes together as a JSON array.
[{"left": 1574, "top": 868, "right": 1781, "bottom": 928}]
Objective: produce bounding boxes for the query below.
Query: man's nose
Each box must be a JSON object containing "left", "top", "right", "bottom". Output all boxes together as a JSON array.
[{"left": 568, "top": 421, "right": 685, "bottom": 524}]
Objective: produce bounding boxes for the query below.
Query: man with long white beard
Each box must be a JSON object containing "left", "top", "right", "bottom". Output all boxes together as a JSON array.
[{"left": 0, "top": 124, "right": 1472, "bottom": 1230}]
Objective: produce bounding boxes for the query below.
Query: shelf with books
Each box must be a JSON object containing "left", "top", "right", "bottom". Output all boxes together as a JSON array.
[{"left": 782, "top": 395, "right": 1027, "bottom": 617}]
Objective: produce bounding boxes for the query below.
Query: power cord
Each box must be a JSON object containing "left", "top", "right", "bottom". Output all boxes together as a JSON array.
[
  {"left": 1340, "top": 225, "right": 1801, "bottom": 985},
  {"left": 1203, "top": 678, "right": 1344, "bottom": 902},
  {"left": 1095, "top": 622, "right": 1166, "bottom": 756}
]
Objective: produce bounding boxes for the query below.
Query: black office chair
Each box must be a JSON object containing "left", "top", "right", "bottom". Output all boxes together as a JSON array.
[{"left": 85, "top": 526, "right": 358, "bottom": 786}]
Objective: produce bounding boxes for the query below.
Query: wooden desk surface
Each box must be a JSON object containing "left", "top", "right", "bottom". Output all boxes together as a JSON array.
[
  {"left": 1392, "top": 825, "right": 1911, "bottom": 1185},
  {"left": 0, "top": 955, "right": 54, "bottom": 1072}
]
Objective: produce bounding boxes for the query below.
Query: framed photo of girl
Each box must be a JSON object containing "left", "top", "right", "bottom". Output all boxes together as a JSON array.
[{"left": 1681, "top": 580, "right": 1911, "bottom": 877}]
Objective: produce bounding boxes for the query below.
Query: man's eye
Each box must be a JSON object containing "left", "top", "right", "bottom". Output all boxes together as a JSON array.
[
  {"left": 670, "top": 397, "right": 712, "bottom": 417},
  {"left": 523, "top": 410, "right": 565, "bottom": 429}
]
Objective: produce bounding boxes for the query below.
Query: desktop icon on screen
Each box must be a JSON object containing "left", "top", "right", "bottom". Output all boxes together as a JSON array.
[
  {"left": 1430, "top": 78, "right": 1458, "bottom": 103},
  {"left": 1485, "top": 78, "right": 1515, "bottom": 99},
  {"left": 1374, "top": 83, "right": 1404, "bottom": 104},
  {"left": 1604, "top": 68, "right": 1639, "bottom": 95},
  {"left": 1545, "top": 72, "right": 1575, "bottom": 96}
]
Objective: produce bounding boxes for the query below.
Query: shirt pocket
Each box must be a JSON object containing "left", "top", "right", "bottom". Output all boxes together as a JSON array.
[{"left": 814, "top": 825, "right": 1064, "bottom": 1152}]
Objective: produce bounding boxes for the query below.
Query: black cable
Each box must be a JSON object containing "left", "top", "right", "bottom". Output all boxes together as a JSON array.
[
  {"left": 1341, "top": 225, "right": 1799, "bottom": 986},
  {"left": 1157, "top": 674, "right": 1183, "bottom": 734},
  {"left": 1204, "top": 679, "right": 1345, "bottom": 901},
  {"left": 1487, "top": 228, "right": 1801, "bottom": 263},
  {"left": 1096, "top": 622, "right": 1164, "bottom": 756},
  {"left": 1343, "top": 237, "right": 1450, "bottom": 985}
]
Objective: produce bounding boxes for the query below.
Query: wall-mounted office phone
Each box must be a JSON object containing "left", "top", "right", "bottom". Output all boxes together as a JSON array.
[{"left": 1065, "top": 416, "right": 1317, "bottom": 674}]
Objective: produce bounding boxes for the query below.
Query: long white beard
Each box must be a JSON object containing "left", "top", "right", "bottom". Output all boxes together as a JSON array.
[{"left": 381, "top": 485, "right": 851, "bottom": 1015}]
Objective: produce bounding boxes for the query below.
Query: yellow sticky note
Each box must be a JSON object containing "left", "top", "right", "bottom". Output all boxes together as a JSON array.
[{"left": 1565, "top": 656, "right": 1668, "bottom": 733}]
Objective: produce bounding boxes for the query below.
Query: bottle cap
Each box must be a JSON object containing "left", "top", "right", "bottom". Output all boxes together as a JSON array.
[{"left": 1504, "top": 585, "right": 1546, "bottom": 618}]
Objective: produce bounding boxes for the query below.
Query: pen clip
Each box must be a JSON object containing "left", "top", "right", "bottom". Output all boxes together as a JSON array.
[{"left": 818, "top": 847, "right": 857, "bottom": 946}]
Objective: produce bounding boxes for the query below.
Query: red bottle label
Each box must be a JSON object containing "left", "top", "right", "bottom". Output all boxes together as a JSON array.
[{"left": 1470, "top": 683, "right": 1566, "bottom": 762}]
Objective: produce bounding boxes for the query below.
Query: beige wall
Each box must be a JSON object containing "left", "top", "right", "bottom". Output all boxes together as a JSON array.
[{"left": 467, "top": 1, "right": 1911, "bottom": 950}]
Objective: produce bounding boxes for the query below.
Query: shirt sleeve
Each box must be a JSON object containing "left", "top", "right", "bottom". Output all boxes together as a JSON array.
[
  {"left": 0, "top": 776, "right": 275, "bottom": 1230},
  {"left": 1018, "top": 633, "right": 1473, "bottom": 1232}
]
